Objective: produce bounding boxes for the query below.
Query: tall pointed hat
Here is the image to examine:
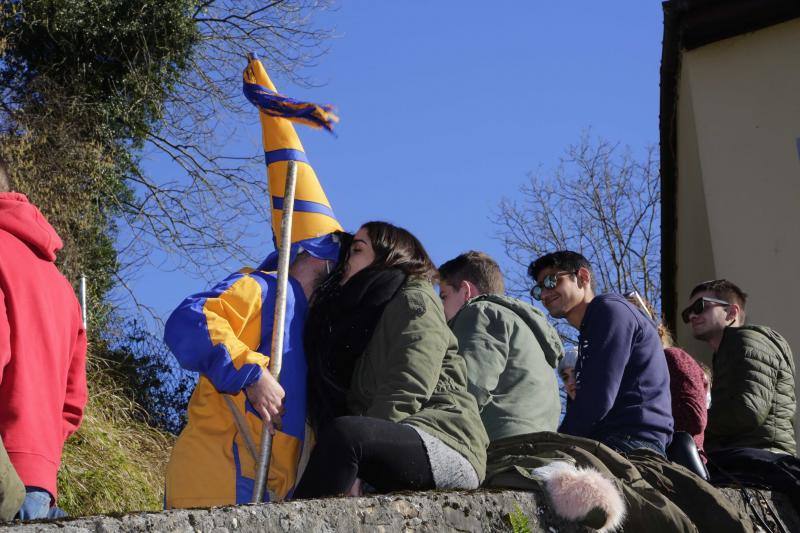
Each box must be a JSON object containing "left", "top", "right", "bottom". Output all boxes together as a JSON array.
[{"left": 243, "top": 55, "right": 343, "bottom": 268}]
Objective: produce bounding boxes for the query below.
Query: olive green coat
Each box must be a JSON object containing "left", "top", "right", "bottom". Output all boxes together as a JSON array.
[
  {"left": 347, "top": 277, "right": 489, "bottom": 481},
  {"left": 706, "top": 325, "right": 796, "bottom": 455},
  {"left": 449, "top": 294, "right": 563, "bottom": 442},
  {"left": 486, "top": 431, "right": 754, "bottom": 533},
  {"left": 0, "top": 436, "right": 24, "bottom": 522}
]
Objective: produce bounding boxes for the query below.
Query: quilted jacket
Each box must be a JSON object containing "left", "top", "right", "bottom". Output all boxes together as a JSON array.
[{"left": 706, "top": 325, "right": 796, "bottom": 455}]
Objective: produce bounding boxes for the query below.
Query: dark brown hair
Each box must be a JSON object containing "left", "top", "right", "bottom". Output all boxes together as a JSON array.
[
  {"left": 690, "top": 279, "right": 748, "bottom": 312},
  {"left": 528, "top": 250, "right": 596, "bottom": 290},
  {"left": 439, "top": 250, "right": 504, "bottom": 295},
  {"left": 359, "top": 221, "right": 437, "bottom": 281},
  {"left": 689, "top": 279, "right": 747, "bottom": 322}
]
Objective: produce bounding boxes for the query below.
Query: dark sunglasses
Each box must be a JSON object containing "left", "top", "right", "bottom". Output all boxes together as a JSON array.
[
  {"left": 681, "top": 297, "right": 730, "bottom": 324},
  {"left": 530, "top": 271, "right": 576, "bottom": 301}
]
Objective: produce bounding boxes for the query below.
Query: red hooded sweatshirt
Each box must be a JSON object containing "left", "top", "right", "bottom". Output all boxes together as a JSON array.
[{"left": 0, "top": 192, "right": 87, "bottom": 501}]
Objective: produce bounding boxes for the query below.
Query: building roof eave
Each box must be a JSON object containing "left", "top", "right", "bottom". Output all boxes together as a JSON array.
[{"left": 658, "top": 0, "right": 800, "bottom": 332}]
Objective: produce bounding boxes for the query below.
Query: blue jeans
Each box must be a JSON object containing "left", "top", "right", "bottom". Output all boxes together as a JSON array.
[
  {"left": 15, "top": 489, "right": 67, "bottom": 521},
  {"left": 603, "top": 434, "right": 666, "bottom": 457}
]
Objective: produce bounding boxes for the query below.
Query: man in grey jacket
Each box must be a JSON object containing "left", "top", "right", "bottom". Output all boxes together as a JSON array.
[{"left": 439, "top": 251, "right": 563, "bottom": 442}]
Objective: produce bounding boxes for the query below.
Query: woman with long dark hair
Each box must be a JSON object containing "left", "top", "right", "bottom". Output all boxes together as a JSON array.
[{"left": 294, "top": 221, "right": 488, "bottom": 498}]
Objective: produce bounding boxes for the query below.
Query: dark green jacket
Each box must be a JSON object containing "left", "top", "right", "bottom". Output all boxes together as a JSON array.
[
  {"left": 347, "top": 277, "right": 489, "bottom": 480},
  {"left": 449, "top": 294, "right": 563, "bottom": 442},
  {"left": 706, "top": 325, "right": 796, "bottom": 455}
]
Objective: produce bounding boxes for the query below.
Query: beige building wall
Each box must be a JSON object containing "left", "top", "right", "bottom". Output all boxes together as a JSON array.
[{"left": 674, "top": 18, "right": 800, "bottom": 439}]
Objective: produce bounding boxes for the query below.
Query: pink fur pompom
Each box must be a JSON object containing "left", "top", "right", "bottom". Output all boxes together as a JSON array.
[{"left": 537, "top": 462, "right": 626, "bottom": 532}]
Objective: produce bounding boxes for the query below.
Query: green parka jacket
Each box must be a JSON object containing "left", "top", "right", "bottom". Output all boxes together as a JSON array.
[
  {"left": 706, "top": 324, "right": 796, "bottom": 455},
  {"left": 449, "top": 294, "right": 564, "bottom": 442},
  {"left": 346, "top": 277, "right": 489, "bottom": 481}
]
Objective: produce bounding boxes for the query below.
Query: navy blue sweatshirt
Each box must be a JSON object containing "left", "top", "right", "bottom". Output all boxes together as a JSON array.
[{"left": 559, "top": 294, "right": 674, "bottom": 450}]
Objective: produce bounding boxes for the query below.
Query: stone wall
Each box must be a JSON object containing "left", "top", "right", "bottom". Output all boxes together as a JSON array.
[
  {"left": 2, "top": 491, "right": 579, "bottom": 533},
  {"left": 1, "top": 488, "right": 797, "bottom": 532}
]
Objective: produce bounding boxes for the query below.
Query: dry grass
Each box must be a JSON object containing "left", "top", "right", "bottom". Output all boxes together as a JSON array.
[{"left": 57, "top": 356, "right": 175, "bottom": 516}]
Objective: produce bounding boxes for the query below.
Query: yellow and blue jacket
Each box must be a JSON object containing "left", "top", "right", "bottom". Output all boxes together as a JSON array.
[{"left": 163, "top": 267, "right": 307, "bottom": 508}]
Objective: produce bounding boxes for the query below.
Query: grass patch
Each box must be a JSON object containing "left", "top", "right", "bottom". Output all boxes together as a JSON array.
[
  {"left": 57, "top": 355, "right": 175, "bottom": 516},
  {"left": 508, "top": 504, "right": 533, "bottom": 533}
]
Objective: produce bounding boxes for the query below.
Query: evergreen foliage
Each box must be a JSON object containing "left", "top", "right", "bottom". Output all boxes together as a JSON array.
[
  {"left": 1, "top": 0, "right": 198, "bottom": 142},
  {"left": 97, "top": 319, "right": 194, "bottom": 435}
]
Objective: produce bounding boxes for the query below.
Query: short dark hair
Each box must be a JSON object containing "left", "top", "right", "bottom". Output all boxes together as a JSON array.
[
  {"left": 690, "top": 279, "right": 748, "bottom": 310},
  {"left": 0, "top": 156, "right": 10, "bottom": 192},
  {"left": 361, "top": 221, "right": 438, "bottom": 281},
  {"left": 439, "top": 251, "right": 505, "bottom": 295},
  {"left": 528, "top": 250, "right": 595, "bottom": 289}
]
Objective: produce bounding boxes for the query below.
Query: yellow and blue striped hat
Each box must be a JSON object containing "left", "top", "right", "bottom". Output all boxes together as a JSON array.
[{"left": 243, "top": 55, "right": 343, "bottom": 267}]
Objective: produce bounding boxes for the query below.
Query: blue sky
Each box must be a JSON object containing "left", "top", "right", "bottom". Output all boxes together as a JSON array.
[{"left": 124, "top": 1, "right": 663, "bottom": 324}]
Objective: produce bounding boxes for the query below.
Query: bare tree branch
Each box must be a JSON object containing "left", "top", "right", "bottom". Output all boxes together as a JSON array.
[
  {"left": 492, "top": 133, "right": 661, "bottom": 341},
  {"left": 77, "top": 1, "right": 335, "bottom": 287}
]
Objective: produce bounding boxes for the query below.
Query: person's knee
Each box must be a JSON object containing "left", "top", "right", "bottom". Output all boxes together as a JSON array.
[{"left": 317, "top": 416, "right": 364, "bottom": 454}]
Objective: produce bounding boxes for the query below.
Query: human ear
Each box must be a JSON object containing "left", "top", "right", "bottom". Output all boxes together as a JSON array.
[
  {"left": 577, "top": 267, "right": 591, "bottom": 288},
  {"left": 726, "top": 304, "right": 741, "bottom": 324},
  {"left": 460, "top": 280, "right": 473, "bottom": 300}
]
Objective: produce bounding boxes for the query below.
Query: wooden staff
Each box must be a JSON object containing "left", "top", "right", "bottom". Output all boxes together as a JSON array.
[{"left": 252, "top": 159, "right": 298, "bottom": 503}]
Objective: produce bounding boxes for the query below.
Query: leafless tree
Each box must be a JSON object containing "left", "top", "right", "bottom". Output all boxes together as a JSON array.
[
  {"left": 493, "top": 133, "right": 661, "bottom": 336},
  {"left": 123, "top": 0, "right": 335, "bottom": 281}
]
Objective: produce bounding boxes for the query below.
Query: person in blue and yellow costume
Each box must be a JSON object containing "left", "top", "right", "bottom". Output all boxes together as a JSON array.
[{"left": 162, "top": 54, "right": 343, "bottom": 508}]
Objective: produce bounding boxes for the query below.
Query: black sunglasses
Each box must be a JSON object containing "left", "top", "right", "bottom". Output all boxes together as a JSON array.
[
  {"left": 530, "top": 271, "right": 576, "bottom": 301},
  {"left": 681, "top": 297, "right": 730, "bottom": 324}
]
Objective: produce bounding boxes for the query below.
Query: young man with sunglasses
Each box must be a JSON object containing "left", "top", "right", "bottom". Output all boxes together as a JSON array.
[
  {"left": 684, "top": 279, "right": 796, "bottom": 457},
  {"left": 528, "top": 251, "right": 673, "bottom": 456}
]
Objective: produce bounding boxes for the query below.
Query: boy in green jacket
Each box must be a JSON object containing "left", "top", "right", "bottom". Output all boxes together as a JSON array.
[{"left": 439, "top": 251, "right": 564, "bottom": 442}]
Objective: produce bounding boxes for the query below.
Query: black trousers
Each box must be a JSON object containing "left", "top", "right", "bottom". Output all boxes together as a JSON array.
[
  {"left": 293, "top": 416, "right": 434, "bottom": 499},
  {"left": 707, "top": 447, "right": 800, "bottom": 513},
  {"left": 708, "top": 447, "right": 800, "bottom": 490}
]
